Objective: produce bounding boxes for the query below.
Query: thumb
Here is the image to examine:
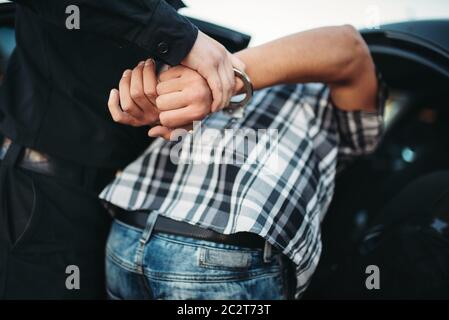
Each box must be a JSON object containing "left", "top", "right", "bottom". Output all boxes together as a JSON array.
[{"left": 231, "top": 54, "right": 246, "bottom": 72}]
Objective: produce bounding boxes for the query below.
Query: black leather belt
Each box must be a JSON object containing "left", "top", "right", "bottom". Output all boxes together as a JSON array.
[
  {"left": 109, "top": 205, "right": 267, "bottom": 250},
  {"left": 0, "top": 137, "right": 115, "bottom": 192}
]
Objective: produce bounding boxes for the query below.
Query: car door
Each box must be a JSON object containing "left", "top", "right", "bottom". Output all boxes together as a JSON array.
[{"left": 306, "top": 20, "right": 449, "bottom": 299}]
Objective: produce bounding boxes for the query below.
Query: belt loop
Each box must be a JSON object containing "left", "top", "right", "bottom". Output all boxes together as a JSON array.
[
  {"left": 263, "top": 241, "right": 273, "bottom": 263},
  {"left": 134, "top": 211, "right": 159, "bottom": 273}
]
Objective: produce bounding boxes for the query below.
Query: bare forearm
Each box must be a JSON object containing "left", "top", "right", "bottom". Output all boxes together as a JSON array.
[{"left": 235, "top": 25, "right": 378, "bottom": 111}]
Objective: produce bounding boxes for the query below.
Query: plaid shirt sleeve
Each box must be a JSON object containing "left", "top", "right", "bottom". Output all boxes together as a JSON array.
[
  {"left": 294, "top": 75, "right": 387, "bottom": 298},
  {"left": 334, "top": 75, "right": 387, "bottom": 169}
]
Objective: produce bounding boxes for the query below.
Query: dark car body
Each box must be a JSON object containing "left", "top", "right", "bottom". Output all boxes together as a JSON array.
[{"left": 306, "top": 20, "right": 449, "bottom": 299}]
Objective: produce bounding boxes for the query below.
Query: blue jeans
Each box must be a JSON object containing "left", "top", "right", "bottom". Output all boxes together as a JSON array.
[{"left": 105, "top": 215, "right": 288, "bottom": 300}]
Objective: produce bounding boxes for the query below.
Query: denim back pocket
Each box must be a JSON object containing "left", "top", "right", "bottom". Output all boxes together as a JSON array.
[{"left": 199, "top": 247, "right": 252, "bottom": 271}]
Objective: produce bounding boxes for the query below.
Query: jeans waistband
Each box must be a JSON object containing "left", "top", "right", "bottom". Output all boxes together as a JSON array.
[{"left": 109, "top": 204, "right": 269, "bottom": 252}]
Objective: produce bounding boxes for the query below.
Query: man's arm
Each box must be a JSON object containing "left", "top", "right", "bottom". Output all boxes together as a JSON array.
[
  {"left": 12, "top": 0, "right": 197, "bottom": 66},
  {"left": 234, "top": 25, "right": 383, "bottom": 163},
  {"left": 12, "top": 0, "right": 241, "bottom": 109},
  {"left": 109, "top": 25, "right": 381, "bottom": 139},
  {"left": 234, "top": 25, "right": 378, "bottom": 112}
]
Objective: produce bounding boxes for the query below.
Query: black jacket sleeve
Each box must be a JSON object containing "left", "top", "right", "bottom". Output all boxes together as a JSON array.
[{"left": 11, "top": 0, "right": 198, "bottom": 65}]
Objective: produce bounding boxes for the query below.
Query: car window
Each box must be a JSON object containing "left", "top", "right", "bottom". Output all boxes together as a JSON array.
[{"left": 182, "top": 0, "right": 449, "bottom": 45}]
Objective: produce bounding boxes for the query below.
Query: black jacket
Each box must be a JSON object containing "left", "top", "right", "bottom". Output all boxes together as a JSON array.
[{"left": 0, "top": 0, "right": 198, "bottom": 168}]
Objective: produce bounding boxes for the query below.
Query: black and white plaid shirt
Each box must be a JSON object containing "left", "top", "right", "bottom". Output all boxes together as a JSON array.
[{"left": 100, "top": 83, "right": 385, "bottom": 297}]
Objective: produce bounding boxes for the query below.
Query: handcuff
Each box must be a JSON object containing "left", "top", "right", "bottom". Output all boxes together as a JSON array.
[
  {"left": 151, "top": 68, "right": 253, "bottom": 132},
  {"left": 223, "top": 68, "right": 254, "bottom": 119}
]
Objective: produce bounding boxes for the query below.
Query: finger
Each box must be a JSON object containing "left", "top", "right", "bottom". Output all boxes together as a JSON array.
[
  {"left": 217, "top": 63, "right": 229, "bottom": 110},
  {"left": 119, "top": 70, "right": 144, "bottom": 119},
  {"left": 156, "top": 77, "right": 186, "bottom": 96},
  {"left": 159, "top": 105, "right": 207, "bottom": 128},
  {"left": 148, "top": 125, "right": 193, "bottom": 140},
  {"left": 206, "top": 70, "right": 223, "bottom": 112},
  {"left": 231, "top": 55, "right": 246, "bottom": 94},
  {"left": 142, "top": 59, "right": 158, "bottom": 105},
  {"left": 130, "top": 62, "right": 155, "bottom": 112},
  {"left": 231, "top": 54, "right": 246, "bottom": 71},
  {"left": 163, "top": 125, "right": 193, "bottom": 141},
  {"left": 148, "top": 125, "right": 170, "bottom": 138},
  {"left": 226, "top": 54, "right": 237, "bottom": 98},
  {"left": 108, "top": 89, "right": 140, "bottom": 126},
  {"left": 159, "top": 65, "right": 185, "bottom": 82},
  {"left": 220, "top": 61, "right": 233, "bottom": 109},
  {"left": 156, "top": 91, "right": 188, "bottom": 111}
]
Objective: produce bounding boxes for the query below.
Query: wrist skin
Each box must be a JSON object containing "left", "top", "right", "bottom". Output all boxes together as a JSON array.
[
  {"left": 233, "top": 76, "right": 245, "bottom": 96},
  {"left": 232, "top": 25, "right": 378, "bottom": 113}
]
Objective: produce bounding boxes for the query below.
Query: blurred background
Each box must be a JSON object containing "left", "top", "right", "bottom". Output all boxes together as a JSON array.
[
  {"left": 1, "top": 0, "right": 448, "bottom": 45},
  {"left": 182, "top": 0, "right": 449, "bottom": 45}
]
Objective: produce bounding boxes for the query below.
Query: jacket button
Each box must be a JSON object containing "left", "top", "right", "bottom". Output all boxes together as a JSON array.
[{"left": 157, "top": 42, "right": 169, "bottom": 54}]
